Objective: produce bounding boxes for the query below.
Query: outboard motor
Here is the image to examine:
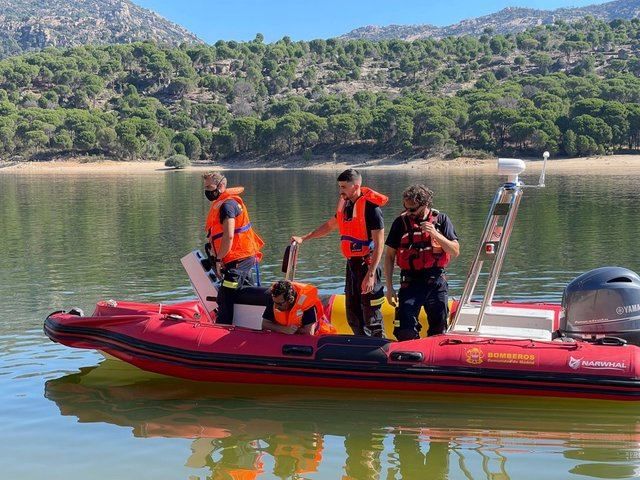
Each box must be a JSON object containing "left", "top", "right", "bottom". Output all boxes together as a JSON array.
[{"left": 560, "top": 267, "right": 640, "bottom": 345}]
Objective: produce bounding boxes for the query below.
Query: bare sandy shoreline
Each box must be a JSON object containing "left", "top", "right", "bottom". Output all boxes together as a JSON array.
[{"left": 1, "top": 154, "right": 640, "bottom": 175}]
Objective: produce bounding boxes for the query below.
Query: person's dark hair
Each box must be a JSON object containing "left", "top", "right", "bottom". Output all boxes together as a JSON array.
[
  {"left": 402, "top": 184, "right": 434, "bottom": 208},
  {"left": 269, "top": 280, "right": 296, "bottom": 304},
  {"left": 337, "top": 168, "right": 361, "bottom": 184}
]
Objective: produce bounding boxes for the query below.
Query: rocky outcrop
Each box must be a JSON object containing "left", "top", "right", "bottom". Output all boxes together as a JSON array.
[
  {"left": 0, "top": 0, "right": 202, "bottom": 58},
  {"left": 341, "top": 0, "right": 640, "bottom": 40}
]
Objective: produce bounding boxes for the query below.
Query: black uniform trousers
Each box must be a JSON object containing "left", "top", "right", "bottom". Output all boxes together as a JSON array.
[
  {"left": 345, "top": 257, "right": 385, "bottom": 337},
  {"left": 394, "top": 271, "right": 449, "bottom": 341},
  {"left": 216, "top": 257, "right": 256, "bottom": 325}
]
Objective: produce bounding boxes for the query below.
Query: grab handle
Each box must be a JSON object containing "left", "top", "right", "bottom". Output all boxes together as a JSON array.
[
  {"left": 281, "top": 241, "right": 299, "bottom": 282},
  {"left": 594, "top": 336, "right": 627, "bottom": 346}
]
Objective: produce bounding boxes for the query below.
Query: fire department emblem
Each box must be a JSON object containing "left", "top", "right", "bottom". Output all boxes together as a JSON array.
[{"left": 466, "top": 347, "right": 484, "bottom": 365}]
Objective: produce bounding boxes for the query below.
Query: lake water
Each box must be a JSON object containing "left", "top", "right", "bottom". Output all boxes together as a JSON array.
[{"left": 2, "top": 168, "right": 640, "bottom": 479}]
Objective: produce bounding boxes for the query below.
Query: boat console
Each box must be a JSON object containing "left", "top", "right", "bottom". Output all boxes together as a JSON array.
[{"left": 181, "top": 250, "right": 269, "bottom": 330}]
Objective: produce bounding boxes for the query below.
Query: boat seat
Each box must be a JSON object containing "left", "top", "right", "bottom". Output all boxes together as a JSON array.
[
  {"left": 232, "top": 286, "right": 270, "bottom": 330},
  {"left": 235, "top": 286, "right": 270, "bottom": 307}
]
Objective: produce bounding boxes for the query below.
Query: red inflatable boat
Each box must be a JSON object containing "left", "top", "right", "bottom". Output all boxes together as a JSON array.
[
  {"left": 44, "top": 296, "right": 640, "bottom": 400},
  {"left": 44, "top": 156, "right": 640, "bottom": 400}
]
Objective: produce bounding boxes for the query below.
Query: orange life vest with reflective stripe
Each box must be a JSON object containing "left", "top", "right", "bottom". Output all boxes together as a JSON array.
[
  {"left": 336, "top": 187, "right": 388, "bottom": 259},
  {"left": 205, "top": 187, "right": 264, "bottom": 264},
  {"left": 396, "top": 211, "right": 450, "bottom": 270},
  {"left": 273, "top": 282, "right": 336, "bottom": 335}
]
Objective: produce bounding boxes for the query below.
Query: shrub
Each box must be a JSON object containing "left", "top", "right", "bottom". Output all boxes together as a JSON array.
[{"left": 165, "top": 154, "right": 190, "bottom": 169}]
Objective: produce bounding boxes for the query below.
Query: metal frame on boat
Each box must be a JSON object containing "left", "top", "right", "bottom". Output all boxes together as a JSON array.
[{"left": 450, "top": 153, "right": 553, "bottom": 340}]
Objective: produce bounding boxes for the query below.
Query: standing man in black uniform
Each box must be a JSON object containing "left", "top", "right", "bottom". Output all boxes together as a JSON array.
[
  {"left": 384, "top": 184, "right": 459, "bottom": 340},
  {"left": 203, "top": 172, "right": 264, "bottom": 325},
  {"left": 291, "top": 169, "right": 388, "bottom": 337}
]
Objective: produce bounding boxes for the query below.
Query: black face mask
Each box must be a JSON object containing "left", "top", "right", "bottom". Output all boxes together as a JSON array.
[{"left": 205, "top": 189, "right": 220, "bottom": 202}]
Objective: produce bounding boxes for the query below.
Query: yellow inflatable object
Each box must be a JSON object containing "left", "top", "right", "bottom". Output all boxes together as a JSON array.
[{"left": 328, "top": 294, "right": 432, "bottom": 338}]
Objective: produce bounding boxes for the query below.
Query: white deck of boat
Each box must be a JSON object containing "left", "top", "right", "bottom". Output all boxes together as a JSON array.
[{"left": 450, "top": 305, "right": 556, "bottom": 341}]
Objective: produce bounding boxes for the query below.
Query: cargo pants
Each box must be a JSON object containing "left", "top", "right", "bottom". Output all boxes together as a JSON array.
[
  {"left": 216, "top": 258, "right": 256, "bottom": 325},
  {"left": 394, "top": 272, "right": 449, "bottom": 341},
  {"left": 345, "top": 257, "right": 385, "bottom": 337}
]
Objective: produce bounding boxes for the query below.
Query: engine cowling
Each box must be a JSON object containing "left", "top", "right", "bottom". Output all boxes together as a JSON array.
[{"left": 560, "top": 267, "right": 640, "bottom": 345}]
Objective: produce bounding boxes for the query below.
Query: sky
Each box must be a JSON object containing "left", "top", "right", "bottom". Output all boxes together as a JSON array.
[{"left": 133, "top": 0, "right": 609, "bottom": 43}]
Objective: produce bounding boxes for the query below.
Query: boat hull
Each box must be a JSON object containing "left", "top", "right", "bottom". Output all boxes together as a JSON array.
[{"left": 44, "top": 299, "right": 640, "bottom": 401}]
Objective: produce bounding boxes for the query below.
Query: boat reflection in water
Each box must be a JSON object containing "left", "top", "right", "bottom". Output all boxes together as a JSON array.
[{"left": 45, "top": 360, "right": 640, "bottom": 480}]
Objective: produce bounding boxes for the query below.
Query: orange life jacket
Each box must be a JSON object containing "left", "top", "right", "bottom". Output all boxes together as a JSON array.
[
  {"left": 226, "top": 459, "right": 264, "bottom": 480},
  {"left": 336, "top": 187, "right": 388, "bottom": 259},
  {"left": 396, "top": 210, "right": 450, "bottom": 271},
  {"left": 273, "top": 282, "right": 336, "bottom": 335},
  {"left": 228, "top": 471, "right": 259, "bottom": 480},
  {"left": 205, "top": 187, "right": 264, "bottom": 264}
]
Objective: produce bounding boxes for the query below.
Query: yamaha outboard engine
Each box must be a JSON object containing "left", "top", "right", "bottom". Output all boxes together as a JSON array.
[{"left": 560, "top": 267, "right": 640, "bottom": 345}]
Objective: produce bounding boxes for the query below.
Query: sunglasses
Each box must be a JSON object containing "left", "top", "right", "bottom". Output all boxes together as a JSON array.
[
  {"left": 404, "top": 205, "right": 423, "bottom": 214},
  {"left": 273, "top": 298, "right": 288, "bottom": 307}
]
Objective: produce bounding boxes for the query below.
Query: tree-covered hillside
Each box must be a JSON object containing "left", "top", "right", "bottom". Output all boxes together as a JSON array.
[{"left": 1, "top": 17, "right": 639, "bottom": 163}]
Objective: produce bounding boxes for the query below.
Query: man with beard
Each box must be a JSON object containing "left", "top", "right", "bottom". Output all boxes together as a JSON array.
[
  {"left": 291, "top": 169, "right": 387, "bottom": 337},
  {"left": 261, "top": 280, "right": 336, "bottom": 335},
  {"left": 384, "top": 184, "right": 459, "bottom": 340}
]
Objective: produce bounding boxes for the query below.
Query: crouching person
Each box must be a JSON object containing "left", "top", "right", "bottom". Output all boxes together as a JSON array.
[{"left": 262, "top": 280, "right": 336, "bottom": 335}]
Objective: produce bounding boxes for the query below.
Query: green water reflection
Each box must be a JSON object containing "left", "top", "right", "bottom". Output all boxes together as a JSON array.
[{"left": 46, "top": 360, "right": 640, "bottom": 480}]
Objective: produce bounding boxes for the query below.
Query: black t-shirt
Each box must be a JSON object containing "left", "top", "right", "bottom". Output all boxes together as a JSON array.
[
  {"left": 385, "top": 212, "right": 458, "bottom": 250},
  {"left": 340, "top": 199, "right": 384, "bottom": 239},
  {"left": 219, "top": 199, "right": 242, "bottom": 223},
  {"left": 262, "top": 298, "right": 318, "bottom": 326}
]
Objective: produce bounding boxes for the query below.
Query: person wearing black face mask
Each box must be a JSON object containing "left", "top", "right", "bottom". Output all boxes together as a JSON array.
[
  {"left": 383, "top": 184, "right": 460, "bottom": 340},
  {"left": 205, "top": 188, "right": 220, "bottom": 202},
  {"left": 203, "top": 172, "right": 265, "bottom": 325}
]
